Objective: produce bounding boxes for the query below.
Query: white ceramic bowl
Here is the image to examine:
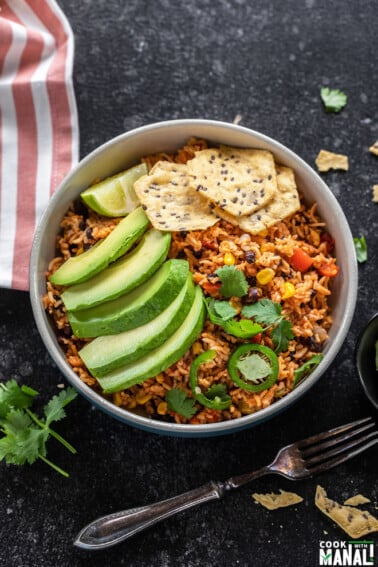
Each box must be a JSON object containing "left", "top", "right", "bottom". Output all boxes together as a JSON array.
[{"left": 30, "top": 119, "right": 358, "bottom": 437}]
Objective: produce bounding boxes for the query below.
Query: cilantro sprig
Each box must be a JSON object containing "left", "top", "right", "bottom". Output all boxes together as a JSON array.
[
  {"left": 0, "top": 381, "right": 77, "bottom": 477},
  {"left": 242, "top": 299, "right": 294, "bottom": 353},
  {"left": 215, "top": 265, "right": 248, "bottom": 298},
  {"left": 320, "top": 87, "right": 347, "bottom": 113},
  {"left": 206, "top": 299, "right": 262, "bottom": 339},
  {"left": 166, "top": 388, "right": 197, "bottom": 419},
  {"left": 293, "top": 354, "right": 324, "bottom": 386},
  {"left": 353, "top": 235, "right": 367, "bottom": 263}
]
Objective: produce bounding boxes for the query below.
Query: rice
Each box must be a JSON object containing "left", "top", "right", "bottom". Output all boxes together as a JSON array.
[{"left": 44, "top": 139, "right": 336, "bottom": 425}]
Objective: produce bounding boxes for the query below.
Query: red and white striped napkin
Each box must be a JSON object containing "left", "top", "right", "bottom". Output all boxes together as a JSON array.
[{"left": 0, "top": 0, "right": 79, "bottom": 291}]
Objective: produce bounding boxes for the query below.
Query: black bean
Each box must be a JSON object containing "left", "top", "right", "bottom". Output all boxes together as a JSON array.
[
  {"left": 207, "top": 273, "right": 219, "bottom": 282},
  {"left": 245, "top": 250, "right": 256, "bottom": 264},
  {"left": 245, "top": 287, "right": 260, "bottom": 303},
  {"left": 304, "top": 336, "right": 322, "bottom": 352},
  {"left": 246, "top": 275, "right": 257, "bottom": 286}
]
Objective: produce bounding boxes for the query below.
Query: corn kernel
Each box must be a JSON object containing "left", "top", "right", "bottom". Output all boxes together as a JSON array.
[
  {"left": 223, "top": 252, "right": 236, "bottom": 265},
  {"left": 256, "top": 268, "right": 275, "bottom": 285},
  {"left": 282, "top": 281, "right": 296, "bottom": 299},
  {"left": 136, "top": 393, "right": 152, "bottom": 405},
  {"left": 113, "top": 392, "right": 122, "bottom": 406},
  {"left": 156, "top": 373, "right": 165, "bottom": 383},
  {"left": 157, "top": 401, "right": 168, "bottom": 415},
  {"left": 258, "top": 229, "right": 268, "bottom": 237},
  {"left": 127, "top": 399, "right": 137, "bottom": 409},
  {"left": 192, "top": 341, "right": 202, "bottom": 355}
]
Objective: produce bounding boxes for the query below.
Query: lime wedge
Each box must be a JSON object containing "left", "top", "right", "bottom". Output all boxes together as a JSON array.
[{"left": 81, "top": 162, "right": 148, "bottom": 217}]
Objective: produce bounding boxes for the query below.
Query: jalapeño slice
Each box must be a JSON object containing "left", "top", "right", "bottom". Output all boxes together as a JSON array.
[
  {"left": 228, "top": 343, "right": 279, "bottom": 392},
  {"left": 189, "top": 350, "right": 232, "bottom": 410}
]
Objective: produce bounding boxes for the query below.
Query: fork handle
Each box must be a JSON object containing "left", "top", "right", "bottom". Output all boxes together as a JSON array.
[{"left": 74, "top": 481, "right": 225, "bottom": 550}]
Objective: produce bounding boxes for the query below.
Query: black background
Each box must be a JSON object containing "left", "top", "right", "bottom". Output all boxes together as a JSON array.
[{"left": 1, "top": 1, "right": 377, "bottom": 566}]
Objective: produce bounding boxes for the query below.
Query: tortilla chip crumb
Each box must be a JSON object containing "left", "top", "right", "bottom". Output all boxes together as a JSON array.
[
  {"left": 372, "top": 185, "right": 378, "bottom": 202},
  {"left": 344, "top": 494, "right": 371, "bottom": 506},
  {"left": 315, "top": 485, "right": 378, "bottom": 538},
  {"left": 252, "top": 489, "right": 303, "bottom": 510},
  {"left": 315, "top": 150, "right": 349, "bottom": 172},
  {"left": 369, "top": 141, "right": 378, "bottom": 156}
]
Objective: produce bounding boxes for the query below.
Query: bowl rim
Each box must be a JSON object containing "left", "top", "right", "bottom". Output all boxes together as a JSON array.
[
  {"left": 30, "top": 118, "right": 358, "bottom": 436},
  {"left": 355, "top": 312, "right": 378, "bottom": 411}
]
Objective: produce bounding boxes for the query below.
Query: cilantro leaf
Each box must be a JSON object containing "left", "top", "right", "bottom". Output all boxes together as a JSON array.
[
  {"left": 242, "top": 299, "right": 294, "bottom": 352},
  {"left": 0, "top": 380, "right": 38, "bottom": 418},
  {"left": 44, "top": 387, "right": 78, "bottom": 427},
  {"left": 224, "top": 318, "right": 262, "bottom": 339},
  {"left": 237, "top": 354, "right": 271, "bottom": 383},
  {"left": 215, "top": 265, "right": 248, "bottom": 298},
  {"left": 205, "top": 299, "right": 262, "bottom": 338},
  {"left": 166, "top": 388, "right": 197, "bottom": 419},
  {"left": 1, "top": 409, "right": 32, "bottom": 436},
  {"left": 12, "top": 428, "right": 49, "bottom": 465},
  {"left": 294, "top": 354, "right": 324, "bottom": 386},
  {"left": 271, "top": 319, "right": 294, "bottom": 353},
  {"left": 211, "top": 299, "right": 237, "bottom": 321},
  {"left": 353, "top": 235, "right": 367, "bottom": 263},
  {"left": 320, "top": 87, "right": 347, "bottom": 113},
  {"left": 242, "top": 299, "right": 282, "bottom": 325},
  {"left": 205, "top": 383, "right": 230, "bottom": 402},
  {"left": 0, "top": 380, "right": 77, "bottom": 477}
]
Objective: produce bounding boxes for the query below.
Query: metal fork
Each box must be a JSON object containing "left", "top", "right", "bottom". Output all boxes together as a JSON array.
[{"left": 74, "top": 417, "right": 378, "bottom": 550}]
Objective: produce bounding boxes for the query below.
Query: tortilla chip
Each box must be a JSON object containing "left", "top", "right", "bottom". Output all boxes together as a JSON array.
[
  {"left": 315, "top": 485, "right": 378, "bottom": 538},
  {"left": 212, "top": 165, "right": 300, "bottom": 234},
  {"left": 372, "top": 185, "right": 378, "bottom": 203},
  {"left": 252, "top": 489, "right": 303, "bottom": 510},
  {"left": 315, "top": 150, "right": 349, "bottom": 172},
  {"left": 369, "top": 141, "right": 378, "bottom": 156},
  {"left": 133, "top": 161, "right": 220, "bottom": 231},
  {"left": 344, "top": 494, "right": 371, "bottom": 506},
  {"left": 186, "top": 145, "right": 277, "bottom": 217}
]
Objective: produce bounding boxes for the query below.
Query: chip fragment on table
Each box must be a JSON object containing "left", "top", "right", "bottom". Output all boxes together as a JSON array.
[
  {"left": 186, "top": 145, "right": 278, "bottom": 217},
  {"left": 344, "top": 494, "right": 371, "bottom": 506},
  {"left": 315, "top": 485, "right": 378, "bottom": 538},
  {"left": 315, "top": 149, "right": 349, "bottom": 172},
  {"left": 133, "top": 161, "right": 220, "bottom": 231},
  {"left": 369, "top": 141, "right": 378, "bottom": 156},
  {"left": 252, "top": 489, "right": 303, "bottom": 510},
  {"left": 372, "top": 185, "right": 378, "bottom": 203}
]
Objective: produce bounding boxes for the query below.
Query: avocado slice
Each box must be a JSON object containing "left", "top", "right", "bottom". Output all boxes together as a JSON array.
[
  {"left": 79, "top": 275, "right": 195, "bottom": 376},
  {"left": 67, "top": 259, "right": 189, "bottom": 337},
  {"left": 80, "top": 163, "right": 148, "bottom": 217},
  {"left": 97, "top": 285, "right": 205, "bottom": 394},
  {"left": 49, "top": 207, "right": 149, "bottom": 286},
  {"left": 62, "top": 229, "right": 171, "bottom": 311}
]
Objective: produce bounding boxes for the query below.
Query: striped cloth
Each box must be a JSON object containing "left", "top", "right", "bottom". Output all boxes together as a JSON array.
[{"left": 0, "top": 0, "right": 78, "bottom": 291}]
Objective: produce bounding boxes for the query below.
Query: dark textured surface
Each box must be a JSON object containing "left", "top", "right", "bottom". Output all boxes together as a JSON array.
[{"left": 1, "top": 1, "right": 378, "bottom": 566}]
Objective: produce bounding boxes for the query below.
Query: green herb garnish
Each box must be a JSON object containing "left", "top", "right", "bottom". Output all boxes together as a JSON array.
[
  {"left": 215, "top": 265, "right": 248, "bottom": 298},
  {"left": 166, "top": 388, "right": 197, "bottom": 419},
  {"left": 211, "top": 299, "right": 237, "bottom": 321},
  {"left": 0, "top": 381, "right": 77, "bottom": 477},
  {"left": 236, "top": 354, "right": 271, "bottom": 382},
  {"left": 294, "top": 354, "right": 324, "bottom": 386},
  {"left": 353, "top": 235, "right": 367, "bottom": 263},
  {"left": 206, "top": 299, "right": 262, "bottom": 339},
  {"left": 205, "top": 383, "right": 230, "bottom": 402},
  {"left": 320, "top": 87, "right": 347, "bottom": 113},
  {"left": 242, "top": 299, "right": 294, "bottom": 353}
]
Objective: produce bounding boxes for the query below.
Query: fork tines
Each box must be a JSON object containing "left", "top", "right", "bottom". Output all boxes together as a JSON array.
[{"left": 297, "top": 417, "right": 378, "bottom": 473}]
